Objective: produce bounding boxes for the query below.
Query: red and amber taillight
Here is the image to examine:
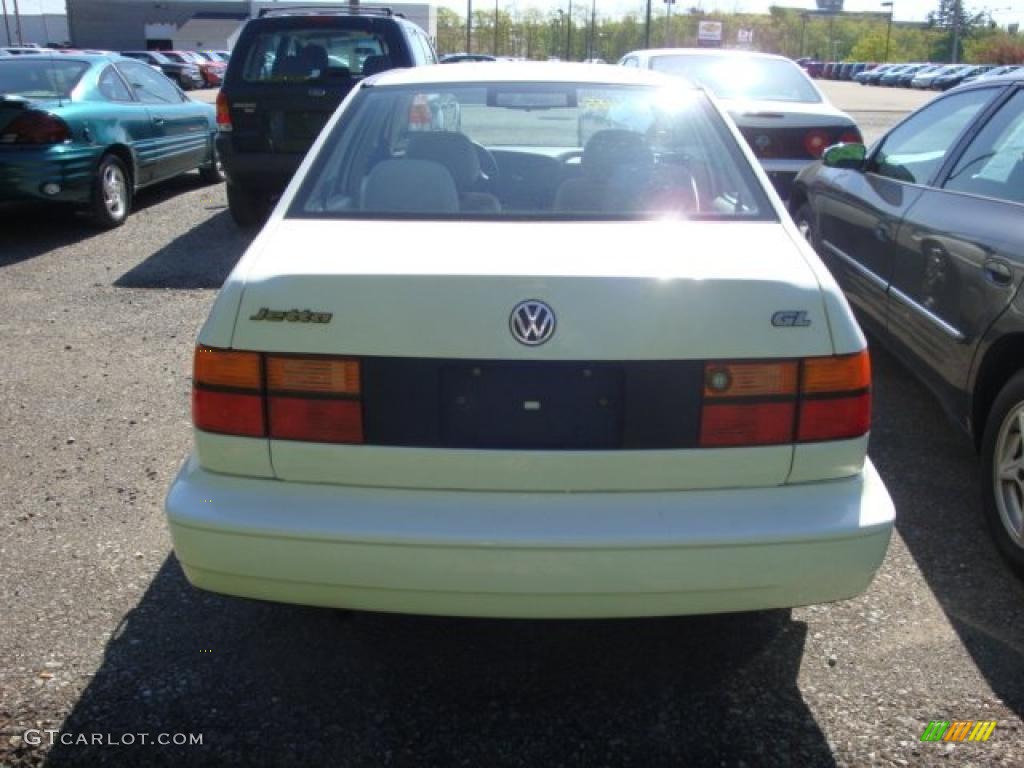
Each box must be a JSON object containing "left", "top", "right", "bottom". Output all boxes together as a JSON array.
[
  {"left": 803, "top": 129, "right": 832, "bottom": 158},
  {"left": 700, "top": 350, "right": 871, "bottom": 447},
  {"left": 192, "top": 347, "right": 364, "bottom": 443},
  {"left": 215, "top": 91, "right": 232, "bottom": 132}
]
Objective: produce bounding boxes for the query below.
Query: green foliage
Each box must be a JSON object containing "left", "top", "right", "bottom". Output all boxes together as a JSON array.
[{"left": 433, "top": 3, "right": 1015, "bottom": 64}]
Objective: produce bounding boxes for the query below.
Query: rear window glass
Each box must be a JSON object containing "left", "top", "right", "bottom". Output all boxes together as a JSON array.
[
  {"left": 290, "top": 82, "right": 773, "bottom": 221},
  {"left": 650, "top": 55, "right": 821, "bottom": 103},
  {"left": 0, "top": 59, "right": 89, "bottom": 99},
  {"left": 241, "top": 26, "right": 392, "bottom": 81}
]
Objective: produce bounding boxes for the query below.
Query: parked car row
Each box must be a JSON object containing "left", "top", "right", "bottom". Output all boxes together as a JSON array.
[
  {"left": 120, "top": 50, "right": 229, "bottom": 90},
  {"left": 854, "top": 61, "right": 1017, "bottom": 90}
]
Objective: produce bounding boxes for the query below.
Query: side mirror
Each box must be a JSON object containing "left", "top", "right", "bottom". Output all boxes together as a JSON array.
[{"left": 823, "top": 142, "right": 866, "bottom": 170}]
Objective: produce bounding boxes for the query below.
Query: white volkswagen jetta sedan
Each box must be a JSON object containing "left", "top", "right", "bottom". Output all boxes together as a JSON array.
[{"left": 165, "top": 63, "right": 894, "bottom": 618}]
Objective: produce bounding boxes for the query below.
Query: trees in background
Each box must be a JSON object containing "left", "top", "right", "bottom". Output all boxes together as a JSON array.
[{"left": 435, "top": 3, "right": 1022, "bottom": 65}]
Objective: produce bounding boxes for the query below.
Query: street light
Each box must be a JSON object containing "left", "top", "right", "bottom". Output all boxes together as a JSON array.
[
  {"left": 881, "top": 1, "right": 894, "bottom": 63},
  {"left": 494, "top": 0, "right": 499, "bottom": 55},
  {"left": 566, "top": 0, "right": 572, "bottom": 61},
  {"left": 466, "top": 0, "right": 472, "bottom": 53}
]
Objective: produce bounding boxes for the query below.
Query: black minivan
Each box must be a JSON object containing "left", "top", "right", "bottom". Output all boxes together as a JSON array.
[{"left": 216, "top": 7, "right": 438, "bottom": 226}]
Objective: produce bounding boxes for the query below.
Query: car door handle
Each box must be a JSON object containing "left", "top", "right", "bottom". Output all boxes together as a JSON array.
[
  {"left": 874, "top": 223, "right": 891, "bottom": 242},
  {"left": 983, "top": 259, "right": 1013, "bottom": 286},
  {"left": 152, "top": 117, "right": 165, "bottom": 126}
]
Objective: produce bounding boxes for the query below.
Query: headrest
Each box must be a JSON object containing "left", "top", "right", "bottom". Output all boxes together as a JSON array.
[
  {"left": 362, "top": 159, "right": 459, "bottom": 213},
  {"left": 362, "top": 55, "right": 392, "bottom": 77},
  {"left": 406, "top": 132, "right": 481, "bottom": 190},
  {"left": 582, "top": 129, "right": 653, "bottom": 179}
]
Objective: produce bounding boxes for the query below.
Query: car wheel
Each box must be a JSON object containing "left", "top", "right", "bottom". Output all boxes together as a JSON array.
[
  {"left": 227, "top": 183, "right": 269, "bottom": 228},
  {"left": 199, "top": 143, "right": 226, "bottom": 184},
  {"left": 792, "top": 202, "right": 817, "bottom": 249},
  {"left": 90, "top": 154, "right": 131, "bottom": 228},
  {"left": 981, "top": 370, "right": 1024, "bottom": 578}
]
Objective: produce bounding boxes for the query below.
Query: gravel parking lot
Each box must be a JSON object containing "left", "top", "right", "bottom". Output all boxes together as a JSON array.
[{"left": 1, "top": 82, "right": 1022, "bottom": 768}]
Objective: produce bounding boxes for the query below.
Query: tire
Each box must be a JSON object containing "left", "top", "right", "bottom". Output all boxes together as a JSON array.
[
  {"left": 792, "top": 202, "right": 817, "bottom": 249},
  {"left": 980, "top": 371, "right": 1024, "bottom": 578},
  {"left": 90, "top": 154, "right": 131, "bottom": 228},
  {"left": 198, "top": 142, "right": 225, "bottom": 184},
  {"left": 227, "top": 183, "right": 269, "bottom": 229}
]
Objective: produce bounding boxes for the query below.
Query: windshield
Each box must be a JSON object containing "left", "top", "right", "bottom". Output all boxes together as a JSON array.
[
  {"left": 242, "top": 25, "right": 393, "bottom": 81},
  {"left": 0, "top": 59, "right": 89, "bottom": 98},
  {"left": 290, "top": 82, "right": 772, "bottom": 221},
  {"left": 648, "top": 55, "right": 821, "bottom": 103}
]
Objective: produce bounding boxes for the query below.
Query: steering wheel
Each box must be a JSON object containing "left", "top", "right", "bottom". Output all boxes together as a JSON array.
[{"left": 472, "top": 141, "right": 500, "bottom": 181}]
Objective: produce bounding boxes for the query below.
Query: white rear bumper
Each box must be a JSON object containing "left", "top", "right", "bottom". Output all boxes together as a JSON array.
[{"left": 164, "top": 455, "right": 894, "bottom": 618}]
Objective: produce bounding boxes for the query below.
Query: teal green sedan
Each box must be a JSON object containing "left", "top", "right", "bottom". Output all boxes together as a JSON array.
[{"left": 1, "top": 54, "right": 223, "bottom": 227}]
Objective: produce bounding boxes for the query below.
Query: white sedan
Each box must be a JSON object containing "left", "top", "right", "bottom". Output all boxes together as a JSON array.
[
  {"left": 618, "top": 49, "right": 862, "bottom": 199},
  {"left": 165, "top": 62, "right": 893, "bottom": 619}
]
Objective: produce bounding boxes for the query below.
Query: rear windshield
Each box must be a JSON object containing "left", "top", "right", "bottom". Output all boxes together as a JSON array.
[
  {"left": 241, "top": 24, "right": 393, "bottom": 81},
  {"left": 650, "top": 55, "right": 821, "bottom": 103},
  {"left": 0, "top": 59, "right": 89, "bottom": 98},
  {"left": 290, "top": 82, "right": 773, "bottom": 221}
]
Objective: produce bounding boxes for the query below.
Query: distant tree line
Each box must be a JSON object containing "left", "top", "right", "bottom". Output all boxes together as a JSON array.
[{"left": 436, "top": 3, "right": 1024, "bottom": 65}]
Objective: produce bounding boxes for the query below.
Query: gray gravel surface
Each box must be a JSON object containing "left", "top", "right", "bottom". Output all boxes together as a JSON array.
[{"left": 1, "top": 93, "right": 1023, "bottom": 767}]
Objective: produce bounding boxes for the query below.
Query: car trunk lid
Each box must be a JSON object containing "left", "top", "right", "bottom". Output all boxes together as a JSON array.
[{"left": 216, "top": 219, "right": 850, "bottom": 491}]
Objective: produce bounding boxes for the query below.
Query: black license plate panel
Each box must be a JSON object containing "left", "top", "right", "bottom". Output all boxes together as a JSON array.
[{"left": 440, "top": 362, "right": 623, "bottom": 449}]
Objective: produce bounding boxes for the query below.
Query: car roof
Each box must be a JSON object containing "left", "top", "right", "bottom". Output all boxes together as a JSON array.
[
  {"left": 624, "top": 48, "right": 790, "bottom": 63},
  {"left": 0, "top": 52, "right": 121, "bottom": 63},
  {"left": 367, "top": 61, "right": 695, "bottom": 88}
]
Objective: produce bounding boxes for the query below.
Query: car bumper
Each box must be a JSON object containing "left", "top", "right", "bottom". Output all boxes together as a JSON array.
[
  {"left": 216, "top": 135, "right": 300, "bottom": 193},
  {"left": 165, "top": 455, "right": 894, "bottom": 619},
  {"left": 0, "top": 144, "right": 101, "bottom": 204},
  {"left": 758, "top": 159, "right": 814, "bottom": 201}
]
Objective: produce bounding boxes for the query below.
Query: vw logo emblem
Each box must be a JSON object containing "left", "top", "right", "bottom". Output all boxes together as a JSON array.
[
  {"left": 754, "top": 134, "right": 772, "bottom": 150},
  {"left": 510, "top": 300, "right": 556, "bottom": 346}
]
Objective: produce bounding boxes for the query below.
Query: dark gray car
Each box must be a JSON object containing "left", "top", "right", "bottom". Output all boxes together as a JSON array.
[{"left": 789, "top": 74, "right": 1024, "bottom": 578}]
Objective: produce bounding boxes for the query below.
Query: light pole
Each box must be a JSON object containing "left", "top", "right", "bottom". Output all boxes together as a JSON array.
[
  {"left": 466, "top": 0, "right": 472, "bottom": 53},
  {"left": 799, "top": 13, "right": 807, "bottom": 58},
  {"left": 665, "top": 0, "right": 675, "bottom": 47},
  {"left": 494, "top": 0, "right": 498, "bottom": 55},
  {"left": 588, "top": 0, "right": 596, "bottom": 60},
  {"left": 881, "top": 1, "right": 893, "bottom": 63},
  {"left": 951, "top": 0, "right": 961, "bottom": 63},
  {"left": 644, "top": 0, "right": 651, "bottom": 48},
  {"left": 566, "top": 0, "right": 572, "bottom": 61},
  {"left": 1, "top": 0, "right": 10, "bottom": 47}
]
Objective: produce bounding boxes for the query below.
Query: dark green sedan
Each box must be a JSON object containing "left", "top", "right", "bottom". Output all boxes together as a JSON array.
[{"left": 1, "top": 54, "right": 223, "bottom": 227}]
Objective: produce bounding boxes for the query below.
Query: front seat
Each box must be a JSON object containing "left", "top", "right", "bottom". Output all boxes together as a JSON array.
[
  {"left": 406, "top": 132, "right": 501, "bottom": 212},
  {"left": 361, "top": 159, "right": 459, "bottom": 213},
  {"left": 553, "top": 129, "right": 653, "bottom": 213},
  {"left": 361, "top": 55, "right": 393, "bottom": 77}
]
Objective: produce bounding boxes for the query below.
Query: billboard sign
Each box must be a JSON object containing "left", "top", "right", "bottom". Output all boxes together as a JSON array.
[
  {"left": 697, "top": 21, "right": 723, "bottom": 42},
  {"left": 815, "top": 0, "right": 844, "bottom": 11}
]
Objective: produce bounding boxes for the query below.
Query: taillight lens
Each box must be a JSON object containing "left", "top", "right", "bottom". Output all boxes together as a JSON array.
[
  {"left": 0, "top": 111, "right": 70, "bottom": 145},
  {"left": 699, "top": 350, "right": 871, "bottom": 447},
  {"left": 191, "top": 347, "right": 364, "bottom": 444},
  {"left": 192, "top": 347, "right": 264, "bottom": 437},
  {"left": 838, "top": 128, "right": 862, "bottom": 145},
  {"left": 803, "top": 129, "right": 831, "bottom": 158},
  {"left": 215, "top": 91, "right": 232, "bottom": 132}
]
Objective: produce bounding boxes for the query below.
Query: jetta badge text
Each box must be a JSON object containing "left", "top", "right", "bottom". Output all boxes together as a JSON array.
[
  {"left": 510, "top": 300, "right": 556, "bottom": 346},
  {"left": 250, "top": 308, "right": 332, "bottom": 324}
]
